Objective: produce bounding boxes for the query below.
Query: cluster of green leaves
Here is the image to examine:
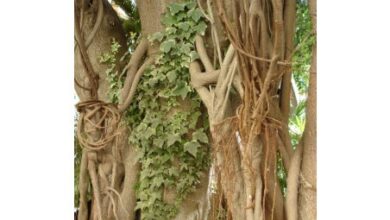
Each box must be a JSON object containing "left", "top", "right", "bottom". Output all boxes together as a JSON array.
[
  {"left": 289, "top": 0, "right": 314, "bottom": 147},
  {"left": 125, "top": 1, "right": 209, "bottom": 219},
  {"left": 99, "top": 39, "right": 123, "bottom": 103},
  {"left": 292, "top": 1, "right": 315, "bottom": 95},
  {"left": 289, "top": 101, "right": 306, "bottom": 147}
]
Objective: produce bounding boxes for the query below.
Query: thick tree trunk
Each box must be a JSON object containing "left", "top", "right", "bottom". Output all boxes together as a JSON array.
[
  {"left": 136, "top": 0, "right": 212, "bottom": 219},
  {"left": 75, "top": 1, "right": 138, "bottom": 220}
]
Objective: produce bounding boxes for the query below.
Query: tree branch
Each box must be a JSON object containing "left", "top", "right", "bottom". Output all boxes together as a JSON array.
[
  {"left": 118, "top": 57, "right": 154, "bottom": 112},
  {"left": 85, "top": 0, "right": 104, "bottom": 48},
  {"left": 189, "top": 61, "right": 213, "bottom": 109},
  {"left": 195, "top": 35, "right": 215, "bottom": 72},
  {"left": 119, "top": 38, "right": 149, "bottom": 105},
  {"left": 190, "top": 69, "right": 220, "bottom": 88}
]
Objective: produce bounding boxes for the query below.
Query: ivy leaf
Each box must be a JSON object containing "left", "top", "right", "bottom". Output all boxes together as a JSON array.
[
  {"left": 185, "top": 2, "right": 196, "bottom": 9},
  {"left": 167, "top": 70, "right": 177, "bottom": 82},
  {"left": 189, "top": 111, "right": 201, "bottom": 129},
  {"left": 190, "top": 9, "right": 203, "bottom": 22},
  {"left": 143, "top": 158, "right": 154, "bottom": 168},
  {"left": 165, "top": 27, "right": 177, "bottom": 35},
  {"left": 144, "top": 127, "right": 156, "bottom": 139},
  {"left": 181, "top": 43, "right": 192, "bottom": 54},
  {"left": 176, "top": 12, "right": 187, "bottom": 21},
  {"left": 161, "top": 154, "right": 171, "bottom": 163},
  {"left": 168, "top": 167, "right": 179, "bottom": 177},
  {"left": 184, "top": 141, "right": 200, "bottom": 157},
  {"left": 169, "top": 3, "right": 186, "bottom": 15},
  {"left": 160, "top": 39, "right": 176, "bottom": 53},
  {"left": 194, "top": 22, "right": 207, "bottom": 35},
  {"left": 192, "top": 130, "right": 209, "bottom": 144},
  {"left": 177, "top": 22, "right": 190, "bottom": 31},
  {"left": 162, "top": 14, "right": 176, "bottom": 26},
  {"left": 172, "top": 81, "right": 189, "bottom": 99},
  {"left": 148, "top": 77, "right": 159, "bottom": 87},
  {"left": 167, "top": 133, "right": 181, "bottom": 146},
  {"left": 153, "top": 176, "right": 165, "bottom": 188},
  {"left": 149, "top": 32, "right": 164, "bottom": 42},
  {"left": 153, "top": 137, "right": 165, "bottom": 148}
]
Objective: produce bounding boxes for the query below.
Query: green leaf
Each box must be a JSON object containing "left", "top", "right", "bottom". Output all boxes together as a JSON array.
[
  {"left": 162, "top": 14, "right": 176, "bottom": 26},
  {"left": 153, "top": 176, "right": 165, "bottom": 188},
  {"left": 144, "top": 127, "right": 156, "bottom": 139},
  {"left": 160, "top": 39, "right": 176, "bottom": 53},
  {"left": 194, "top": 22, "right": 207, "bottom": 35},
  {"left": 192, "top": 130, "right": 209, "bottom": 144},
  {"left": 169, "top": 3, "right": 186, "bottom": 15},
  {"left": 172, "top": 81, "right": 189, "bottom": 99},
  {"left": 153, "top": 137, "right": 165, "bottom": 148},
  {"left": 181, "top": 43, "right": 192, "bottom": 54},
  {"left": 149, "top": 32, "right": 164, "bottom": 42},
  {"left": 176, "top": 12, "right": 187, "bottom": 21},
  {"left": 177, "top": 22, "right": 190, "bottom": 31},
  {"left": 183, "top": 141, "right": 200, "bottom": 157},
  {"left": 189, "top": 111, "right": 201, "bottom": 129},
  {"left": 167, "top": 133, "right": 181, "bottom": 146},
  {"left": 168, "top": 167, "right": 179, "bottom": 177},
  {"left": 161, "top": 154, "right": 171, "bottom": 163},
  {"left": 165, "top": 27, "right": 177, "bottom": 35},
  {"left": 167, "top": 70, "right": 177, "bottom": 82},
  {"left": 185, "top": 2, "right": 196, "bottom": 9},
  {"left": 190, "top": 9, "right": 203, "bottom": 22}
]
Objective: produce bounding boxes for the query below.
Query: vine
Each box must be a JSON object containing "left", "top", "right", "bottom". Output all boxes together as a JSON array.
[
  {"left": 100, "top": 38, "right": 125, "bottom": 103},
  {"left": 124, "top": 1, "right": 210, "bottom": 219}
]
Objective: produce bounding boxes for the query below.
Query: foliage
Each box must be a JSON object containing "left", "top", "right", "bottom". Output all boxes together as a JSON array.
[
  {"left": 289, "top": 101, "right": 306, "bottom": 147},
  {"left": 99, "top": 39, "right": 124, "bottom": 103},
  {"left": 112, "top": 0, "right": 141, "bottom": 39},
  {"left": 124, "top": 1, "right": 209, "bottom": 219},
  {"left": 289, "top": 0, "right": 314, "bottom": 146},
  {"left": 292, "top": 1, "right": 315, "bottom": 95}
]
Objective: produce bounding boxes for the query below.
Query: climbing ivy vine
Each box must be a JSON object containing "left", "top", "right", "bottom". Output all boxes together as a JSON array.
[
  {"left": 124, "top": 1, "right": 209, "bottom": 219},
  {"left": 100, "top": 39, "right": 124, "bottom": 104}
]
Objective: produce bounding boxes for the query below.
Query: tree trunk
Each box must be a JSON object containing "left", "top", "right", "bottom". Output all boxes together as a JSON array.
[
  {"left": 75, "top": 1, "right": 138, "bottom": 219},
  {"left": 74, "top": 0, "right": 317, "bottom": 219},
  {"left": 298, "top": 1, "right": 316, "bottom": 219}
]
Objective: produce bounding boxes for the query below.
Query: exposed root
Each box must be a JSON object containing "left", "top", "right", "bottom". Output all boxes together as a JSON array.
[
  {"left": 77, "top": 151, "right": 90, "bottom": 220},
  {"left": 88, "top": 154, "right": 103, "bottom": 220}
]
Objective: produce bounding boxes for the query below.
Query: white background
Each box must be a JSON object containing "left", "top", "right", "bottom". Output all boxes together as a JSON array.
[{"left": 0, "top": 0, "right": 389, "bottom": 219}]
